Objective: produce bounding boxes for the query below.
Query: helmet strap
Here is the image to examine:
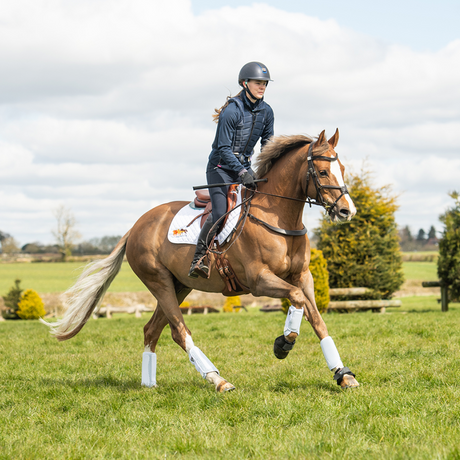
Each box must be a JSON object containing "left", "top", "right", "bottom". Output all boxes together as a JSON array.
[{"left": 244, "top": 80, "right": 259, "bottom": 102}]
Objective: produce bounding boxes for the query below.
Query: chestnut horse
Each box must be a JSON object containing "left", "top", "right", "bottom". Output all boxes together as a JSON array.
[{"left": 41, "top": 129, "right": 359, "bottom": 392}]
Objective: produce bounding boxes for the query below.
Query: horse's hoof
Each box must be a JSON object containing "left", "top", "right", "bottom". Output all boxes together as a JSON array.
[
  {"left": 273, "top": 335, "right": 296, "bottom": 359},
  {"left": 216, "top": 380, "right": 235, "bottom": 393},
  {"left": 340, "top": 374, "right": 360, "bottom": 389}
]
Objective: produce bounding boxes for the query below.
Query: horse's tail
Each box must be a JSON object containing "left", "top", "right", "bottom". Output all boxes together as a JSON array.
[{"left": 40, "top": 230, "right": 131, "bottom": 341}]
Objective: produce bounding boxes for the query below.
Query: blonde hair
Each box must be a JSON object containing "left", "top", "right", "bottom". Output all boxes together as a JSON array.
[{"left": 212, "top": 90, "right": 243, "bottom": 123}]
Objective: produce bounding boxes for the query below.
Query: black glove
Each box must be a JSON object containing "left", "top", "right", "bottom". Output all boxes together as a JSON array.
[{"left": 240, "top": 171, "right": 256, "bottom": 189}]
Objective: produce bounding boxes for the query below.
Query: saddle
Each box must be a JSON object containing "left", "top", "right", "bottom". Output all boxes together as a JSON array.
[
  {"left": 188, "top": 184, "right": 240, "bottom": 229},
  {"left": 189, "top": 184, "right": 250, "bottom": 296}
]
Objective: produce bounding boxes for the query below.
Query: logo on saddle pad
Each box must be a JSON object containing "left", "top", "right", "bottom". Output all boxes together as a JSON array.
[{"left": 172, "top": 228, "right": 188, "bottom": 236}]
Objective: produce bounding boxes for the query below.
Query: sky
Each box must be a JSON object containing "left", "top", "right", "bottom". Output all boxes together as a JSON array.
[{"left": 1, "top": 0, "right": 459, "bottom": 246}]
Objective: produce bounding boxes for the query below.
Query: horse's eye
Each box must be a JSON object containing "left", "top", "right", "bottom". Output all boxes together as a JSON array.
[{"left": 319, "top": 170, "right": 328, "bottom": 177}]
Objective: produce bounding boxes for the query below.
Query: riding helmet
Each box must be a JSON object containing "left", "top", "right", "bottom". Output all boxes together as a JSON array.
[{"left": 238, "top": 61, "right": 272, "bottom": 86}]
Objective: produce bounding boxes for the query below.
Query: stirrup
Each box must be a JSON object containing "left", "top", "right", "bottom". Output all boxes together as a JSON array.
[{"left": 188, "top": 259, "right": 209, "bottom": 279}]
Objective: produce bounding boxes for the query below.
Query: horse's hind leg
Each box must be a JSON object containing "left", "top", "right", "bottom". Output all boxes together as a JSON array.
[
  {"left": 144, "top": 284, "right": 192, "bottom": 353},
  {"left": 142, "top": 273, "right": 235, "bottom": 392},
  {"left": 142, "top": 284, "right": 191, "bottom": 387}
]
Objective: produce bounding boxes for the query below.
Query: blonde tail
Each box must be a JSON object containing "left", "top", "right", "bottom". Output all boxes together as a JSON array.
[{"left": 40, "top": 230, "right": 131, "bottom": 341}]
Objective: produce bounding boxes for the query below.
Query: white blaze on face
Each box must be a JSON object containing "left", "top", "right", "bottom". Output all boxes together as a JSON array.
[{"left": 330, "top": 160, "right": 357, "bottom": 217}]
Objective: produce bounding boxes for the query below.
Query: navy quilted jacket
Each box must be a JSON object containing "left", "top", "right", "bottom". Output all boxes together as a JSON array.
[{"left": 208, "top": 91, "right": 274, "bottom": 174}]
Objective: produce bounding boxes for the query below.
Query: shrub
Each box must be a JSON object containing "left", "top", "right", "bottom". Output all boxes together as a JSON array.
[
  {"left": 316, "top": 168, "right": 404, "bottom": 299},
  {"left": 438, "top": 191, "right": 460, "bottom": 301},
  {"left": 223, "top": 296, "right": 242, "bottom": 313},
  {"left": 17, "top": 289, "right": 46, "bottom": 320},
  {"left": 282, "top": 248, "right": 330, "bottom": 314},
  {"left": 1, "top": 279, "right": 23, "bottom": 320}
]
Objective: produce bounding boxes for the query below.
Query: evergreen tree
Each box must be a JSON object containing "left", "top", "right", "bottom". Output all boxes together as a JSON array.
[
  {"left": 1, "top": 279, "right": 23, "bottom": 319},
  {"left": 416, "top": 228, "right": 426, "bottom": 242},
  {"left": 438, "top": 191, "right": 460, "bottom": 301},
  {"left": 399, "top": 225, "right": 415, "bottom": 250},
  {"left": 316, "top": 168, "right": 404, "bottom": 299},
  {"left": 428, "top": 226, "right": 437, "bottom": 239}
]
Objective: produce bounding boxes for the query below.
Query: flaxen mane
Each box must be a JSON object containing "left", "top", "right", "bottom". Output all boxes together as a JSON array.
[{"left": 254, "top": 134, "right": 329, "bottom": 178}]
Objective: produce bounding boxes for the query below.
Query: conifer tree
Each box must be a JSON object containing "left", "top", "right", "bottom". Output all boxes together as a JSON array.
[
  {"left": 416, "top": 229, "right": 426, "bottom": 242},
  {"left": 316, "top": 168, "right": 404, "bottom": 299},
  {"left": 1, "top": 279, "right": 23, "bottom": 319},
  {"left": 438, "top": 191, "right": 460, "bottom": 301}
]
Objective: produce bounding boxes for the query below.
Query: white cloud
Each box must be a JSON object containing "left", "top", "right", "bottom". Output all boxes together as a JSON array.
[{"left": 1, "top": 0, "right": 459, "bottom": 244}]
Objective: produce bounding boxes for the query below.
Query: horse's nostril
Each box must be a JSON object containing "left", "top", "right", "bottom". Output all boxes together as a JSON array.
[{"left": 339, "top": 208, "right": 349, "bottom": 216}]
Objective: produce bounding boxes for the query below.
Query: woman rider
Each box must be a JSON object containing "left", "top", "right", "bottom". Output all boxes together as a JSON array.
[{"left": 188, "top": 61, "right": 275, "bottom": 279}]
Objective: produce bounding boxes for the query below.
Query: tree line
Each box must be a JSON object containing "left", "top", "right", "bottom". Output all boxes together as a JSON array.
[
  {"left": 399, "top": 225, "right": 439, "bottom": 251},
  {"left": 1, "top": 174, "right": 459, "bottom": 302},
  {"left": 0, "top": 205, "right": 121, "bottom": 258}
]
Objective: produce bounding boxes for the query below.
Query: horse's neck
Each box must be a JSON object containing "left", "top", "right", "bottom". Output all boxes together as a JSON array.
[{"left": 255, "top": 148, "right": 306, "bottom": 227}]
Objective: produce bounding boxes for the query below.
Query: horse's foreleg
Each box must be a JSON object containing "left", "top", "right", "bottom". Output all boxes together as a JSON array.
[
  {"left": 184, "top": 333, "right": 235, "bottom": 392},
  {"left": 300, "top": 270, "right": 359, "bottom": 389},
  {"left": 250, "top": 270, "right": 308, "bottom": 358}
]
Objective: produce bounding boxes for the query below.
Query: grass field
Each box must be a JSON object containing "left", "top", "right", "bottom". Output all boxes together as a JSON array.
[
  {"left": 0, "top": 259, "right": 439, "bottom": 296},
  {"left": 402, "top": 261, "right": 437, "bottom": 281},
  {"left": 1, "top": 296, "right": 460, "bottom": 459},
  {"left": 0, "top": 262, "right": 147, "bottom": 294}
]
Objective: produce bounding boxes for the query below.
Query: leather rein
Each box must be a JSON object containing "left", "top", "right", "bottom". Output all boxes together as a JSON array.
[{"left": 206, "top": 142, "right": 351, "bottom": 255}]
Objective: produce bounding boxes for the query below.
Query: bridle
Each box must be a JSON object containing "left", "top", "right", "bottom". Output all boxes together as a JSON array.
[
  {"left": 254, "top": 142, "right": 351, "bottom": 217},
  {"left": 304, "top": 142, "right": 350, "bottom": 216}
]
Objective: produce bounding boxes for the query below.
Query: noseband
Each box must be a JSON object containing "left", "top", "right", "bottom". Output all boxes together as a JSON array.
[{"left": 305, "top": 142, "right": 350, "bottom": 216}]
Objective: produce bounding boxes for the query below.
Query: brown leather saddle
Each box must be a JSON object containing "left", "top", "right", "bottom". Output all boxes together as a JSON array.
[
  {"left": 189, "top": 184, "right": 250, "bottom": 296},
  {"left": 188, "top": 184, "right": 240, "bottom": 229}
]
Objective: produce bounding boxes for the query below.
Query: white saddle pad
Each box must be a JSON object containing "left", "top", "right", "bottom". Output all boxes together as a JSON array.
[{"left": 167, "top": 186, "right": 242, "bottom": 245}]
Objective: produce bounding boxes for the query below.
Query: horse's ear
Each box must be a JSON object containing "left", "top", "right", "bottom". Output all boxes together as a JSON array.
[
  {"left": 316, "top": 130, "right": 326, "bottom": 146},
  {"left": 328, "top": 128, "right": 339, "bottom": 149}
]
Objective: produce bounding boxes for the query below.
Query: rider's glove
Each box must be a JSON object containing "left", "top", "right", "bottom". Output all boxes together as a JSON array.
[{"left": 240, "top": 171, "right": 256, "bottom": 189}]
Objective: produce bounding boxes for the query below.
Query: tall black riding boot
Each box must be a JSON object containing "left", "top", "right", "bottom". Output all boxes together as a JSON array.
[{"left": 188, "top": 215, "right": 216, "bottom": 279}]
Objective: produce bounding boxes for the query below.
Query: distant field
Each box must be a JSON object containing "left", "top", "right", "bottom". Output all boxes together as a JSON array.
[
  {"left": 401, "top": 251, "right": 438, "bottom": 262},
  {"left": 0, "top": 261, "right": 147, "bottom": 295},
  {"left": 402, "top": 261, "right": 437, "bottom": 281},
  {"left": 0, "top": 258, "right": 439, "bottom": 295}
]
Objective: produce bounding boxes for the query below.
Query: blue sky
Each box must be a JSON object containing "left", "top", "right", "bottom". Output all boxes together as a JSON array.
[
  {"left": 1, "top": 0, "right": 459, "bottom": 245},
  {"left": 192, "top": 0, "right": 460, "bottom": 51}
]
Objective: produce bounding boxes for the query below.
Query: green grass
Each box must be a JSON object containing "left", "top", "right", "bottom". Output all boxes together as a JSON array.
[
  {"left": 1, "top": 259, "right": 439, "bottom": 296},
  {"left": 1, "top": 297, "right": 460, "bottom": 459},
  {"left": 0, "top": 262, "right": 147, "bottom": 295},
  {"left": 402, "top": 261, "right": 438, "bottom": 281}
]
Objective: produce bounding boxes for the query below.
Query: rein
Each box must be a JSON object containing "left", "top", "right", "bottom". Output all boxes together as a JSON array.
[{"left": 203, "top": 142, "right": 350, "bottom": 255}]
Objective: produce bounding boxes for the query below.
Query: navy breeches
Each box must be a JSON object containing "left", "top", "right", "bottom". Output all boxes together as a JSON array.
[
  {"left": 206, "top": 166, "right": 238, "bottom": 225},
  {"left": 205, "top": 165, "right": 254, "bottom": 226}
]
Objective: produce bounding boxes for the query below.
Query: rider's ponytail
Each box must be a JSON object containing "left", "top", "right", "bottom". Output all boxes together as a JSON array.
[{"left": 212, "top": 90, "right": 243, "bottom": 123}]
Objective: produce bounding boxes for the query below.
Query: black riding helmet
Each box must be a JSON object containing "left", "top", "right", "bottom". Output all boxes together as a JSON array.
[
  {"left": 238, "top": 61, "right": 272, "bottom": 87},
  {"left": 238, "top": 62, "right": 272, "bottom": 100}
]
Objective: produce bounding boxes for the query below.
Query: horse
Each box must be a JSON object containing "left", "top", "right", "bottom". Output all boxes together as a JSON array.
[{"left": 41, "top": 129, "right": 359, "bottom": 392}]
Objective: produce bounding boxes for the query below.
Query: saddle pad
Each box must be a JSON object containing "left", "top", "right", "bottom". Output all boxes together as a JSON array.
[{"left": 167, "top": 186, "right": 242, "bottom": 245}]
